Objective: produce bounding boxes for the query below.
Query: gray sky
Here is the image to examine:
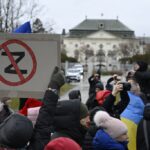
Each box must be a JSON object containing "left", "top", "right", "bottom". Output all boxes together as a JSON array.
[{"left": 38, "top": 0, "right": 150, "bottom": 36}]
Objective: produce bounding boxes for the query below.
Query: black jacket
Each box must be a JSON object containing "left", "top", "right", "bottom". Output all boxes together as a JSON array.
[
  {"left": 88, "top": 75, "right": 101, "bottom": 96},
  {"left": 137, "top": 103, "right": 150, "bottom": 150},
  {"left": 86, "top": 93, "right": 99, "bottom": 110},
  {"left": 51, "top": 99, "right": 87, "bottom": 146},
  {"left": 28, "top": 90, "right": 58, "bottom": 150},
  {"left": 102, "top": 90, "right": 130, "bottom": 118},
  {"left": 134, "top": 71, "right": 150, "bottom": 100}
]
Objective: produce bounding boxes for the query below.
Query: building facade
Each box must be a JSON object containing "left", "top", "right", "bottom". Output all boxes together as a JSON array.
[{"left": 63, "top": 19, "right": 142, "bottom": 71}]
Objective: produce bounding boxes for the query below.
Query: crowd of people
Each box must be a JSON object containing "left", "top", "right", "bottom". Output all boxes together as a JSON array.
[{"left": 0, "top": 61, "right": 150, "bottom": 150}]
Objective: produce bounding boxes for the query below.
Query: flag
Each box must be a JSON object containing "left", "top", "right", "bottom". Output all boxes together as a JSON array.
[
  {"left": 121, "top": 92, "right": 145, "bottom": 150},
  {"left": 13, "top": 21, "right": 31, "bottom": 33}
]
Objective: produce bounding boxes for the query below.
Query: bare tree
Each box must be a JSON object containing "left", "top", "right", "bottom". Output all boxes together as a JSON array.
[
  {"left": 32, "top": 18, "right": 45, "bottom": 33},
  {"left": 0, "top": 0, "right": 41, "bottom": 32}
]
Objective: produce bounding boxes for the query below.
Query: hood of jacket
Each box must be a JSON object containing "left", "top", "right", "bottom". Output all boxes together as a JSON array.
[
  {"left": 96, "top": 90, "right": 111, "bottom": 105},
  {"left": 93, "top": 130, "right": 128, "bottom": 150},
  {"left": 136, "top": 61, "right": 148, "bottom": 72}
]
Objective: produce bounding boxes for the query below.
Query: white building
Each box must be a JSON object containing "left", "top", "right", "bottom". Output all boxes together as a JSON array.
[{"left": 63, "top": 19, "right": 141, "bottom": 71}]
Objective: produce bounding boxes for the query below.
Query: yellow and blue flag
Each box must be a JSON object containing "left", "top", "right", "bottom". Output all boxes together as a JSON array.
[{"left": 121, "top": 92, "right": 145, "bottom": 150}]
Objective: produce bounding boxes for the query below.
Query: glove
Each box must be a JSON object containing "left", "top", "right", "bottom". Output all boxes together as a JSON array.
[{"left": 48, "top": 66, "right": 65, "bottom": 90}]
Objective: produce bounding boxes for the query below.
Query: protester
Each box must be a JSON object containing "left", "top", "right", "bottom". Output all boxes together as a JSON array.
[
  {"left": 105, "top": 74, "right": 120, "bottom": 91},
  {"left": 136, "top": 103, "right": 150, "bottom": 150},
  {"left": 82, "top": 106, "right": 105, "bottom": 150},
  {"left": 86, "top": 82, "right": 104, "bottom": 110},
  {"left": 121, "top": 78, "right": 145, "bottom": 150},
  {"left": 51, "top": 100, "right": 90, "bottom": 146},
  {"left": 102, "top": 81, "right": 130, "bottom": 119},
  {"left": 88, "top": 73, "right": 103, "bottom": 96},
  {"left": 0, "top": 98, "right": 33, "bottom": 149},
  {"left": 25, "top": 66, "right": 90, "bottom": 149},
  {"left": 28, "top": 66, "right": 65, "bottom": 150},
  {"left": 68, "top": 90, "right": 81, "bottom": 101},
  {"left": 93, "top": 111, "right": 128, "bottom": 150},
  {"left": 133, "top": 61, "right": 150, "bottom": 101}
]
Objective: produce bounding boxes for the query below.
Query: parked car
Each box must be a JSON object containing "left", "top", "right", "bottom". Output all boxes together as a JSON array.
[
  {"left": 66, "top": 68, "right": 81, "bottom": 82},
  {"left": 73, "top": 64, "right": 84, "bottom": 75}
]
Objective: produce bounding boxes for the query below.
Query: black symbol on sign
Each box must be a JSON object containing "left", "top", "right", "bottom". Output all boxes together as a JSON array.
[{"left": 1, "top": 51, "right": 27, "bottom": 74}]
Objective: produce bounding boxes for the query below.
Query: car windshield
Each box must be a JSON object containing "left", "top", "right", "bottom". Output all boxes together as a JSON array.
[{"left": 67, "top": 69, "right": 80, "bottom": 73}]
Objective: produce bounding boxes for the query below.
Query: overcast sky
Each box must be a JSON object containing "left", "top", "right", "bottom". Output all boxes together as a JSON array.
[{"left": 38, "top": 0, "right": 150, "bottom": 36}]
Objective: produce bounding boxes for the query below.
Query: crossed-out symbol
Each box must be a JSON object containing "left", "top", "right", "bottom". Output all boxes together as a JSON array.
[{"left": 0, "top": 39, "right": 37, "bottom": 86}]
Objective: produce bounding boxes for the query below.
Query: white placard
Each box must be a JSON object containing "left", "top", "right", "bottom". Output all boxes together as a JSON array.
[{"left": 0, "top": 33, "right": 61, "bottom": 98}]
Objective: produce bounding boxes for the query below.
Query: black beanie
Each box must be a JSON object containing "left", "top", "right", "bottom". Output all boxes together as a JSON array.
[
  {"left": 136, "top": 61, "right": 148, "bottom": 72},
  {"left": 80, "top": 103, "right": 89, "bottom": 119},
  {"left": 0, "top": 113, "right": 33, "bottom": 148},
  {"left": 95, "top": 82, "right": 104, "bottom": 90}
]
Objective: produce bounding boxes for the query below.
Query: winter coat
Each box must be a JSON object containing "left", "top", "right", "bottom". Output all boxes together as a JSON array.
[
  {"left": 134, "top": 71, "right": 150, "bottom": 100},
  {"left": 102, "top": 90, "right": 130, "bottom": 118},
  {"left": 93, "top": 130, "right": 128, "bottom": 150},
  {"left": 51, "top": 99, "right": 87, "bottom": 146},
  {"left": 137, "top": 103, "right": 150, "bottom": 150},
  {"left": 28, "top": 90, "right": 59, "bottom": 150},
  {"left": 82, "top": 122, "right": 100, "bottom": 150},
  {"left": 96, "top": 90, "right": 111, "bottom": 106},
  {"left": 86, "top": 93, "right": 99, "bottom": 110},
  {"left": 88, "top": 75, "right": 102, "bottom": 96},
  {"left": 105, "top": 77, "right": 114, "bottom": 91}
]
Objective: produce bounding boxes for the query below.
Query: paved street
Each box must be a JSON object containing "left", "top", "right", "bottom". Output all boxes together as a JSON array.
[{"left": 61, "top": 75, "right": 111, "bottom": 103}]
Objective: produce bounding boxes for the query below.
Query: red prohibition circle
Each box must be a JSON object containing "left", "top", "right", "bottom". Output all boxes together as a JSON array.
[{"left": 0, "top": 39, "right": 37, "bottom": 86}]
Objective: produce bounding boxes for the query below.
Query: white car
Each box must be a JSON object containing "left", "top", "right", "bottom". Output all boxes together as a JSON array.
[
  {"left": 66, "top": 68, "right": 81, "bottom": 82},
  {"left": 73, "top": 64, "right": 84, "bottom": 75}
]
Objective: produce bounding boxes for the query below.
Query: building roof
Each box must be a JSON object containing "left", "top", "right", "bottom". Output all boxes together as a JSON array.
[{"left": 70, "top": 19, "right": 133, "bottom": 32}]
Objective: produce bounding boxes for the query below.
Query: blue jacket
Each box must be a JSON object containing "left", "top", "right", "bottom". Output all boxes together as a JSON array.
[{"left": 93, "top": 130, "right": 128, "bottom": 150}]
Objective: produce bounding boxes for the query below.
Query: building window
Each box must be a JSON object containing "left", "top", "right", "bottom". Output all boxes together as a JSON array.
[
  {"left": 75, "top": 44, "right": 78, "bottom": 48},
  {"left": 86, "top": 44, "right": 90, "bottom": 48},
  {"left": 98, "top": 23, "right": 104, "bottom": 29},
  {"left": 99, "top": 44, "right": 103, "bottom": 49},
  {"left": 113, "top": 44, "right": 116, "bottom": 49}
]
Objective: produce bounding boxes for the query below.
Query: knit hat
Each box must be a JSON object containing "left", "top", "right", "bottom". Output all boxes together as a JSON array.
[
  {"left": 80, "top": 102, "right": 89, "bottom": 119},
  {"left": 0, "top": 113, "right": 33, "bottom": 148},
  {"left": 136, "top": 61, "right": 148, "bottom": 72},
  {"left": 44, "top": 137, "right": 81, "bottom": 150},
  {"left": 94, "top": 111, "right": 128, "bottom": 139},
  {"left": 95, "top": 82, "right": 104, "bottom": 90}
]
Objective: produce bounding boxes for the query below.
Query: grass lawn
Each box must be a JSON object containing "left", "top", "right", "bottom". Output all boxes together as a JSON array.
[{"left": 8, "top": 83, "right": 75, "bottom": 111}]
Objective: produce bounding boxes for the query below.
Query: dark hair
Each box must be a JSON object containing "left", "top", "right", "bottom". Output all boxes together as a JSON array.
[{"left": 69, "top": 90, "right": 81, "bottom": 101}]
